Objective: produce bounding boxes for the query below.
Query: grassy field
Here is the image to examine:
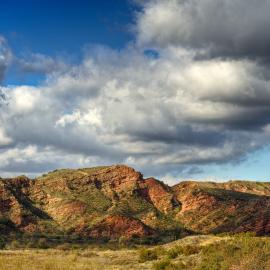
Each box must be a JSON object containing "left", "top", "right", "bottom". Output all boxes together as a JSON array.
[{"left": 0, "top": 234, "right": 269, "bottom": 270}]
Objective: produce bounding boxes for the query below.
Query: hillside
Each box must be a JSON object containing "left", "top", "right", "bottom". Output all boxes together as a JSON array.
[{"left": 1, "top": 165, "right": 270, "bottom": 243}]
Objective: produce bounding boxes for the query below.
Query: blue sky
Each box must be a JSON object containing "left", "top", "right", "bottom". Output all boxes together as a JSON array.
[
  {"left": 1, "top": 0, "right": 133, "bottom": 53},
  {"left": 1, "top": 0, "right": 135, "bottom": 85},
  {"left": 192, "top": 147, "right": 270, "bottom": 182},
  {"left": 0, "top": 0, "right": 270, "bottom": 182}
]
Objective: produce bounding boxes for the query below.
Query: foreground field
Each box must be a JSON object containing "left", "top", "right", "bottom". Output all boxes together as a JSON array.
[{"left": 1, "top": 234, "right": 270, "bottom": 270}]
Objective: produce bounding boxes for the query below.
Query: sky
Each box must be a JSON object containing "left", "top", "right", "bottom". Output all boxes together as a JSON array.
[{"left": 1, "top": 0, "right": 270, "bottom": 183}]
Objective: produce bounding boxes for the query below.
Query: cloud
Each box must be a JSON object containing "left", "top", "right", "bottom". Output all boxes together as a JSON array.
[
  {"left": 1, "top": 1, "right": 270, "bottom": 181},
  {"left": 0, "top": 145, "right": 104, "bottom": 177},
  {"left": 136, "top": 0, "right": 270, "bottom": 59},
  {"left": 0, "top": 127, "right": 12, "bottom": 147},
  {"left": 17, "top": 53, "right": 67, "bottom": 74},
  {"left": 1, "top": 46, "right": 270, "bottom": 179}
]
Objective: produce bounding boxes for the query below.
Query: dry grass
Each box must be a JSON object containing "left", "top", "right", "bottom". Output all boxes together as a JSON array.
[
  {"left": 1, "top": 235, "right": 265, "bottom": 270},
  {"left": 0, "top": 235, "right": 221, "bottom": 270},
  {"left": 0, "top": 248, "right": 154, "bottom": 270}
]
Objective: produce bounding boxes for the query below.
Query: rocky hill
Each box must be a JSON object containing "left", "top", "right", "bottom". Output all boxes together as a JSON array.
[{"left": 1, "top": 165, "right": 270, "bottom": 241}]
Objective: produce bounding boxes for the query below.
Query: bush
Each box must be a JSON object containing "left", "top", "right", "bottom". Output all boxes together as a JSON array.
[
  {"left": 118, "top": 236, "right": 129, "bottom": 246},
  {"left": 166, "top": 244, "right": 201, "bottom": 259},
  {"left": 197, "top": 236, "right": 270, "bottom": 270},
  {"left": 139, "top": 248, "right": 158, "bottom": 262},
  {"left": 153, "top": 259, "right": 184, "bottom": 270},
  {"left": 8, "top": 240, "right": 21, "bottom": 249},
  {"left": 167, "top": 247, "right": 179, "bottom": 259},
  {"left": 180, "top": 245, "right": 201, "bottom": 255},
  {"left": 56, "top": 243, "right": 72, "bottom": 251},
  {"left": 0, "top": 237, "right": 6, "bottom": 249},
  {"left": 36, "top": 238, "right": 50, "bottom": 249}
]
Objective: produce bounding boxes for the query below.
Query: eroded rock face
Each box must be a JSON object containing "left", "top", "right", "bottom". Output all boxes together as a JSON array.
[
  {"left": 173, "top": 181, "right": 270, "bottom": 235},
  {"left": 93, "top": 165, "right": 144, "bottom": 192},
  {"left": 143, "top": 178, "right": 180, "bottom": 213},
  {"left": 89, "top": 215, "right": 155, "bottom": 239},
  {"left": 0, "top": 176, "right": 37, "bottom": 231}
]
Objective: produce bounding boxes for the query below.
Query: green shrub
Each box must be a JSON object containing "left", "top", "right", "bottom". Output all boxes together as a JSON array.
[
  {"left": 36, "top": 238, "right": 50, "bottom": 249},
  {"left": 0, "top": 237, "right": 6, "bottom": 249},
  {"left": 166, "top": 244, "right": 201, "bottom": 259},
  {"left": 8, "top": 240, "right": 21, "bottom": 249},
  {"left": 57, "top": 243, "right": 72, "bottom": 251},
  {"left": 153, "top": 259, "right": 184, "bottom": 270},
  {"left": 118, "top": 236, "right": 129, "bottom": 246},
  {"left": 197, "top": 236, "right": 270, "bottom": 270},
  {"left": 139, "top": 248, "right": 158, "bottom": 262},
  {"left": 180, "top": 245, "right": 201, "bottom": 255},
  {"left": 167, "top": 247, "right": 179, "bottom": 259}
]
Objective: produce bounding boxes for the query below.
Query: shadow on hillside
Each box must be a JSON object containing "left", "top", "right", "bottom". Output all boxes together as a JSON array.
[{"left": 5, "top": 184, "right": 52, "bottom": 220}]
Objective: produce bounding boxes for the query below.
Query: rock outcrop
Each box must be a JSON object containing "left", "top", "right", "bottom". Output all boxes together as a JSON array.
[
  {"left": 173, "top": 181, "right": 270, "bottom": 234},
  {"left": 89, "top": 215, "right": 155, "bottom": 239}
]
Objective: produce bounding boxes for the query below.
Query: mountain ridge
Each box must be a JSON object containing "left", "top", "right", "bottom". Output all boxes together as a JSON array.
[{"left": 1, "top": 165, "right": 270, "bottom": 242}]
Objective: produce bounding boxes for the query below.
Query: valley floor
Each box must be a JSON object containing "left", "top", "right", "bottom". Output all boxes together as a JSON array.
[{"left": 0, "top": 234, "right": 269, "bottom": 270}]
